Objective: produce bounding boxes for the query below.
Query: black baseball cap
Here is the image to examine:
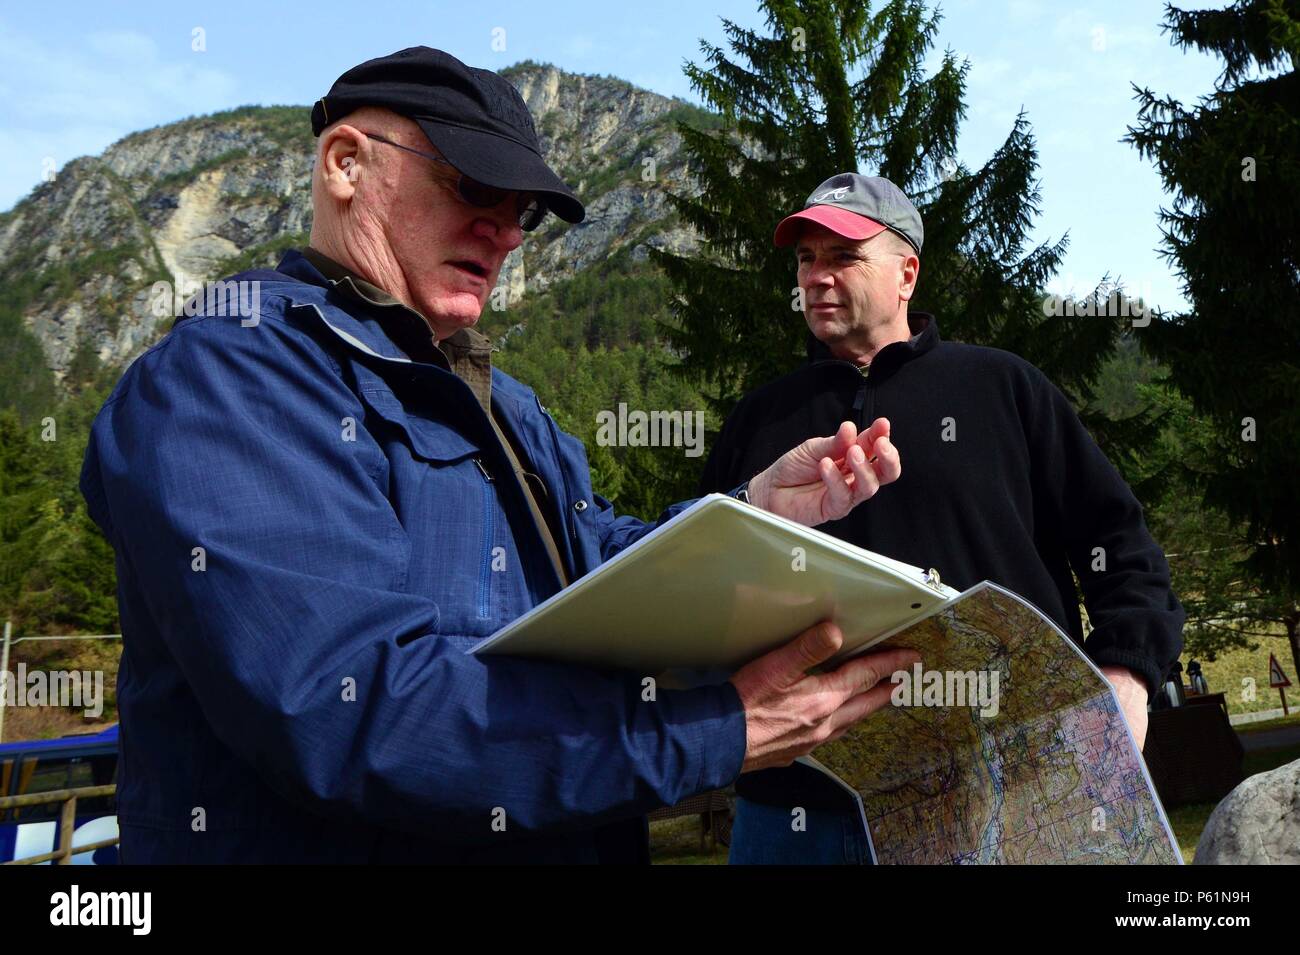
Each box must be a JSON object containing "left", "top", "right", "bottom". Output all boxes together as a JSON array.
[
  {"left": 774, "top": 173, "right": 922, "bottom": 254},
  {"left": 311, "top": 46, "right": 584, "bottom": 224}
]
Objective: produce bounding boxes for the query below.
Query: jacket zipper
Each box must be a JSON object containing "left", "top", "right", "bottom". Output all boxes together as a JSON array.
[
  {"left": 852, "top": 364, "right": 874, "bottom": 429},
  {"left": 537, "top": 399, "right": 581, "bottom": 555},
  {"left": 475, "top": 458, "right": 494, "bottom": 619}
]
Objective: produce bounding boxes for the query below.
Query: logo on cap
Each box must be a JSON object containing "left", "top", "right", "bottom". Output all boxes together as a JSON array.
[{"left": 812, "top": 187, "right": 850, "bottom": 204}]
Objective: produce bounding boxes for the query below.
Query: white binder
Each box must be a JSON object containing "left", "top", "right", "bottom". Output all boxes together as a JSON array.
[{"left": 472, "top": 493, "right": 958, "bottom": 671}]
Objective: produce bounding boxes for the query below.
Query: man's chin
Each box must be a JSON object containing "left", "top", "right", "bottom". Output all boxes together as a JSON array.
[
  {"left": 805, "top": 314, "right": 848, "bottom": 342},
  {"left": 425, "top": 292, "right": 487, "bottom": 338}
]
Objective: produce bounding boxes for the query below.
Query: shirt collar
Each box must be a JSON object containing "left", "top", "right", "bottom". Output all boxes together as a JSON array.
[
  {"left": 806, "top": 311, "right": 940, "bottom": 369},
  {"left": 292, "top": 246, "right": 494, "bottom": 365}
]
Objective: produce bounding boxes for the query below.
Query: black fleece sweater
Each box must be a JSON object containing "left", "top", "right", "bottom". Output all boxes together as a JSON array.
[{"left": 700, "top": 313, "right": 1184, "bottom": 810}]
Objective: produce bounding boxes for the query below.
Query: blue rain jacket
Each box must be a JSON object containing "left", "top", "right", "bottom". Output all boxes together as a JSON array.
[{"left": 80, "top": 249, "right": 746, "bottom": 863}]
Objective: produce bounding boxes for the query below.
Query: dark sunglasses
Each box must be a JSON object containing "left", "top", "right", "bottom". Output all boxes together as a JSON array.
[{"left": 360, "top": 131, "right": 547, "bottom": 232}]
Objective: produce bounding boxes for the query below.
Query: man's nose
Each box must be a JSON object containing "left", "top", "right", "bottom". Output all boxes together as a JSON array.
[
  {"left": 804, "top": 262, "right": 835, "bottom": 286},
  {"left": 471, "top": 205, "right": 524, "bottom": 252}
]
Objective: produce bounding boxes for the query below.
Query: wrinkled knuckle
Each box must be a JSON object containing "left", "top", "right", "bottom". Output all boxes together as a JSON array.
[
  {"left": 796, "top": 697, "right": 829, "bottom": 727},
  {"left": 819, "top": 696, "right": 841, "bottom": 721}
]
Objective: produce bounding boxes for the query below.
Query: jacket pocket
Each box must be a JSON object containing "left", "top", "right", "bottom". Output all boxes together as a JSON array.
[
  {"left": 358, "top": 388, "right": 479, "bottom": 463},
  {"left": 358, "top": 387, "right": 497, "bottom": 620}
]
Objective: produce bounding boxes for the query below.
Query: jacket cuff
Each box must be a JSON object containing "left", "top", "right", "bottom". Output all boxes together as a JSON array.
[
  {"left": 662, "top": 681, "right": 748, "bottom": 795},
  {"left": 1087, "top": 647, "right": 1166, "bottom": 699}
]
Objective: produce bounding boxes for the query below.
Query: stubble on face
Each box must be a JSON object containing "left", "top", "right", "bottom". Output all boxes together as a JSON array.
[
  {"left": 375, "top": 137, "right": 524, "bottom": 339},
  {"left": 320, "top": 112, "right": 525, "bottom": 341},
  {"left": 796, "top": 227, "right": 911, "bottom": 359}
]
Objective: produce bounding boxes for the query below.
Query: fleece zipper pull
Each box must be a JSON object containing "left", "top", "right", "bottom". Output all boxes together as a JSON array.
[{"left": 852, "top": 363, "right": 872, "bottom": 427}]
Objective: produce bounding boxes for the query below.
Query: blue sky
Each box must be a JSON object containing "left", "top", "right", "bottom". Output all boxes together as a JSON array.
[{"left": 0, "top": 0, "right": 1226, "bottom": 311}]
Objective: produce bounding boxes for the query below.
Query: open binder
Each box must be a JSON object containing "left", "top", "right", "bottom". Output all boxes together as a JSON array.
[{"left": 473, "top": 493, "right": 1182, "bottom": 864}]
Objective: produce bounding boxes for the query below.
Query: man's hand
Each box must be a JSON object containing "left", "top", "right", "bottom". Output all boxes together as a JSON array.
[
  {"left": 747, "top": 419, "right": 900, "bottom": 526},
  {"left": 730, "top": 620, "right": 921, "bottom": 773},
  {"left": 1101, "top": 665, "right": 1149, "bottom": 750}
]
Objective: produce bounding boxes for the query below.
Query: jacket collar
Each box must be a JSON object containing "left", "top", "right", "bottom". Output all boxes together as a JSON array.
[
  {"left": 806, "top": 311, "right": 940, "bottom": 376},
  {"left": 273, "top": 247, "right": 495, "bottom": 369}
]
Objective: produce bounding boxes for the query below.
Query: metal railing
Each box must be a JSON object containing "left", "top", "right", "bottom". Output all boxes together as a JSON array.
[{"left": 0, "top": 784, "right": 118, "bottom": 865}]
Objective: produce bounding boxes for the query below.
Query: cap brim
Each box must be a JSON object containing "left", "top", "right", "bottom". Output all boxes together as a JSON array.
[
  {"left": 415, "top": 118, "right": 584, "bottom": 224},
  {"left": 773, "top": 206, "right": 888, "bottom": 247}
]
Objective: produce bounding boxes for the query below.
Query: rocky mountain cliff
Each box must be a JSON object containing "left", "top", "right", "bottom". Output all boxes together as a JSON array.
[{"left": 0, "top": 63, "right": 715, "bottom": 391}]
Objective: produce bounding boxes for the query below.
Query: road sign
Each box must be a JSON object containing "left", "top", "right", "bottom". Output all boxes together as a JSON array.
[{"left": 1269, "top": 653, "right": 1292, "bottom": 716}]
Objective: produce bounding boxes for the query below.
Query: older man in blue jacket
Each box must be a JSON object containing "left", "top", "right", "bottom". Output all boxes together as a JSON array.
[{"left": 79, "top": 48, "right": 911, "bottom": 863}]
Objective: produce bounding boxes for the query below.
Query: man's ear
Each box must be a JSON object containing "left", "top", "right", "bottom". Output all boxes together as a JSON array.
[
  {"left": 318, "top": 124, "right": 365, "bottom": 202},
  {"left": 898, "top": 253, "right": 920, "bottom": 303}
]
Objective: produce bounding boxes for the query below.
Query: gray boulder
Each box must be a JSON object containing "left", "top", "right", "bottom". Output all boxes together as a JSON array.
[{"left": 1194, "top": 758, "right": 1300, "bottom": 864}]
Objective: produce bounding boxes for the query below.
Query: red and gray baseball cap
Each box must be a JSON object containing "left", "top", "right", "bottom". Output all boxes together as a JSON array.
[
  {"left": 311, "top": 46, "right": 584, "bottom": 224},
  {"left": 773, "top": 173, "right": 922, "bottom": 253}
]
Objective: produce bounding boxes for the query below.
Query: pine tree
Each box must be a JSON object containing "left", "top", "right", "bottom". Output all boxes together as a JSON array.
[
  {"left": 0, "top": 410, "right": 45, "bottom": 613},
  {"left": 15, "top": 497, "right": 119, "bottom": 635},
  {"left": 654, "top": 0, "right": 1135, "bottom": 443},
  {"left": 1126, "top": 0, "right": 1300, "bottom": 674},
  {"left": 1139, "top": 379, "right": 1296, "bottom": 671},
  {"left": 0, "top": 389, "right": 120, "bottom": 634}
]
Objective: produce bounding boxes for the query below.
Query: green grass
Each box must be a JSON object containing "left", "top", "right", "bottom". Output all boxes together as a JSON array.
[
  {"left": 150, "top": 148, "right": 249, "bottom": 194},
  {"left": 1234, "top": 711, "right": 1300, "bottom": 734},
  {"left": 653, "top": 101, "right": 729, "bottom": 134},
  {"left": 649, "top": 815, "right": 728, "bottom": 865},
  {"left": 1166, "top": 802, "right": 1216, "bottom": 862},
  {"left": 1182, "top": 636, "right": 1299, "bottom": 718},
  {"left": 211, "top": 231, "right": 311, "bottom": 277},
  {"left": 124, "top": 105, "right": 313, "bottom": 152}
]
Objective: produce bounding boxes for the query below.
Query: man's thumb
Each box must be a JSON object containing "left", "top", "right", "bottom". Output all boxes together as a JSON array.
[{"left": 791, "top": 621, "right": 844, "bottom": 674}]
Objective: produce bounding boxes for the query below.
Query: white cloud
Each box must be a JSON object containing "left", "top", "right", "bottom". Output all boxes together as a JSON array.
[{"left": 0, "top": 20, "right": 237, "bottom": 210}]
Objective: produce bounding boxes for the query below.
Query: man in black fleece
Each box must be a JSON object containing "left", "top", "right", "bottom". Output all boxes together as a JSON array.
[{"left": 702, "top": 173, "right": 1185, "bottom": 865}]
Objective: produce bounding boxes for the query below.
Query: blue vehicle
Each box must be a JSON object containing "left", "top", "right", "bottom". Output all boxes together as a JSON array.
[{"left": 0, "top": 725, "right": 119, "bottom": 864}]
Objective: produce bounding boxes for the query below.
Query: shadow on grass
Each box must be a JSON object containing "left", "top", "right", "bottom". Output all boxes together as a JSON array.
[{"left": 649, "top": 815, "right": 729, "bottom": 866}]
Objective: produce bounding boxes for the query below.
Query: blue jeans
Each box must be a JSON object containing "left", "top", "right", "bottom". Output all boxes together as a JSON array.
[{"left": 728, "top": 797, "right": 875, "bottom": 865}]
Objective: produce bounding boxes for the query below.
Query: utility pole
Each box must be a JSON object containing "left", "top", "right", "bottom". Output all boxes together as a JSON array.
[{"left": 0, "top": 620, "right": 12, "bottom": 745}]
